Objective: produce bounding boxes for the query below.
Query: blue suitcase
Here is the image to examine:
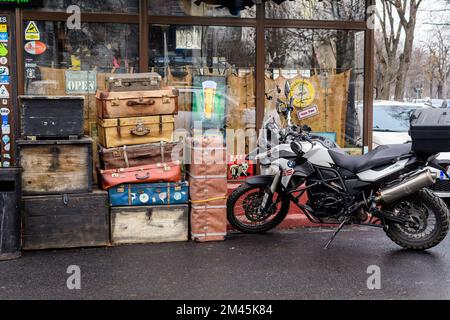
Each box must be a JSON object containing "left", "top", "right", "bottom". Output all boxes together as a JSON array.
[{"left": 109, "top": 182, "right": 189, "bottom": 207}]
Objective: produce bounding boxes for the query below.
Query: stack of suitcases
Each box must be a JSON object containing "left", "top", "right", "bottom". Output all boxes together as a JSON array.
[
  {"left": 18, "top": 96, "right": 110, "bottom": 250},
  {"left": 96, "top": 73, "right": 190, "bottom": 245},
  {"left": 188, "top": 135, "right": 228, "bottom": 242}
]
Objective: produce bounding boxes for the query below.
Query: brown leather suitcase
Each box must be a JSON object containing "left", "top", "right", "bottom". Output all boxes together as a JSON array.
[
  {"left": 189, "top": 174, "right": 228, "bottom": 207},
  {"left": 187, "top": 136, "right": 227, "bottom": 177},
  {"left": 106, "top": 72, "right": 162, "bottom": 92},
  {"left": 96, "top": 88, "right": 179, "bottom": 119},
  {"left": 191, "top": 204, "right": 227, "bottom": 242},
  {"left": 99, "top": 141, "right": 184, "bottom": 170},
  {"left": 97, "top": 115, "right": 175, "bottom": 148}
]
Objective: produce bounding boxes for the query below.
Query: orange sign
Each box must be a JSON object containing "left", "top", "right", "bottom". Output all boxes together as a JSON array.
[{"left": 24, "top": 41, "right": 46, "bottom": 55}]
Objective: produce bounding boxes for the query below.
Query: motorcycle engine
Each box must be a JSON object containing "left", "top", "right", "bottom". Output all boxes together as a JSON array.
[{"left": 307, "top": 182, "right": 346, "bottom": 219}]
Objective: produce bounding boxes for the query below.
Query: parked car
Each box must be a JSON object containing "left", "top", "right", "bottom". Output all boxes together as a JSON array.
[{"left": 358, "top": 100, "right": 450, "bottom": 200}]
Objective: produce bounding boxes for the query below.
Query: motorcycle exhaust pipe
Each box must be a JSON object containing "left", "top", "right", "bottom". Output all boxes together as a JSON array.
[{"left": 375, "top": 170, "right": 437, "bottom": 204}]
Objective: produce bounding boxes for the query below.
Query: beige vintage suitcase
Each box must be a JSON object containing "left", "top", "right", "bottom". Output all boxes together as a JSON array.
[
  {"left": 110, "top": 205, "right": 189, "bottom": 245},
  {"left": 96, "top": 88, "right": 179, "bottom": 119},
  {"left": 97, "top": 115, "right": 175, "bottom": 148},
  {"left": 191, "top": 204, "right": 227, "bottom": 242}
]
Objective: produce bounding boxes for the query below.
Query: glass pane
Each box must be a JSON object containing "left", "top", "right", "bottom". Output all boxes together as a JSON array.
[
  {"left": 266, "top": 0, "right": 366, "bottom": 21},
  {"left": 149, "top": 0, "right": 256, "bottom": 18},
  {"left": 23, "top": 21, "right": 139, "bottom": 138},
  {"left": 265, "top": 28, "right": 365, "bottom": 152},
  {"left": 149, "top": 24, "right": 257, "bottom": 179},
  {"left": 33, "top": 0, "right": 138, "bottom": 13}
]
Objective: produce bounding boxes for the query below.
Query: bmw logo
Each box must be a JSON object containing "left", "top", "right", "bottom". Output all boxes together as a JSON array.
[{"left": 288, "top": 161, "right": 296, "bottom": 168}]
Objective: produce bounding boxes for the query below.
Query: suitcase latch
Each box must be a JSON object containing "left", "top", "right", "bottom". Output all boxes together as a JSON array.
[
  {"left": 112, "top": 98, "right": 120, "bottom": 107},
  {"left": 131, "top": 123, "right": 151, "bottom": 136},
  {"left": 162, "top": 95, "right": 170, "bottom": 104}
]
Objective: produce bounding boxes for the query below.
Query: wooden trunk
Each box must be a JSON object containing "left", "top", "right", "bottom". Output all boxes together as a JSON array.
[
  {"left": 97, "top": 115, "right": 175, "bottom": 148},
  {"left": 18, "top": 137, "right": 93, "bottom": 195},
  {"left": 110, "top": 205, "right": 189, "bottom": 245},
  {"left": 22, "top": 190, "right": 110, "bottom": 250},
  {"left": 96, "top": 89, "right": 179, "bottom": 119},
  {"left": 20, "top": 96, "right": 84, "bottom": 139}
]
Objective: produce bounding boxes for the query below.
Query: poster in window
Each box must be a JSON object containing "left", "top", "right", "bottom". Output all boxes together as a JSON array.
[
  {"left": 192, "top": 75, "right": 227, "bottom": 130},
  {"left": 176, "top": 26, "right": 202, "bottom": 50}
]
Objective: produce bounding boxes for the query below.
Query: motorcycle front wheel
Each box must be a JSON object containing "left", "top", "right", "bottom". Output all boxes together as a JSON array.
[
  {"left": 227, "top": 183, "right": 290, "bottom": 234},
  {"left": 384, "top": 189, "right": 450, "bottom": 251}
]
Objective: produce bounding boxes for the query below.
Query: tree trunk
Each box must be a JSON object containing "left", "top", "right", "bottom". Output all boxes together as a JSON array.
[{"left": 437, "top": 83, "right": 444, "bottom": 99}]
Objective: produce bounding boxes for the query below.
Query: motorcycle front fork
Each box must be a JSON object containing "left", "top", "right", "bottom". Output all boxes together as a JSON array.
[{"left": 259, "top": 172, "right": 281, "bottom": 213}]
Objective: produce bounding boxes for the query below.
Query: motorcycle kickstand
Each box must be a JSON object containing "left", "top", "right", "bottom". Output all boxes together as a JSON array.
[{"left": 323, "top": 217, "right": 350, "bottom": 250}]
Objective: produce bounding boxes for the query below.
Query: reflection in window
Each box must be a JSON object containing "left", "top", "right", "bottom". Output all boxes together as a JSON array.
[
  {"left": 266, "top": 0, "right": 366, "bottom": 21},
  {"left": 148, "top": 0, "right": 256, "bottom": 18},
  {"left": 23, "top": 21, "right": 139, "bottom": 141},
  {"left": 265, "top": 28, "right": 365, "bottom": 152},
  {"left": 149, "top": 25, "right": 256, "bottom": 163},
  {"left": 34, "top": 0, "right": 139, "bottom": 13}
]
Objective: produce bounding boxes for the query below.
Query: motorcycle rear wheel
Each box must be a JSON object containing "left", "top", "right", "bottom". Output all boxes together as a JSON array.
[
  {"left": 227, "top": 183, "right": 290, "bottom": 234},
  {"left": 384, "top": 189, "right": 450, "bottom": 251}
]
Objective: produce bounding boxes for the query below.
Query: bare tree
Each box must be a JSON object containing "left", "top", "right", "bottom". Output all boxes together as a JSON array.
[
  {"left": 375, "top": 1, "right": 402, "bottom": 99},
  {"left": 426, "top": 26, "right": 450, "bottom": 98}
]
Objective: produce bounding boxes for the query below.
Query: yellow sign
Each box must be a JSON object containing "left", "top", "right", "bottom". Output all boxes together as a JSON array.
[
  {"left": 289, "top": 79, "right": 316, "bottom": 109},
  {"left": 0, "top": 25, "right": 7, "bottom": 33},
  {"left": 25, "top": 21, "right": 40, "bottom": 41}
]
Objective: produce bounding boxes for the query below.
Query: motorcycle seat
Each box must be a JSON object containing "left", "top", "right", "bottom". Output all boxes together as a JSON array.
[{"left": 328, "top": 144, "right": 412, "bottom": 174}]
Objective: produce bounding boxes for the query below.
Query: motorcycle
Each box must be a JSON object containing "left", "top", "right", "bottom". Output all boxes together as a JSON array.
[{"left": 227, "top": 82, "right": 450, "bottom": 250}]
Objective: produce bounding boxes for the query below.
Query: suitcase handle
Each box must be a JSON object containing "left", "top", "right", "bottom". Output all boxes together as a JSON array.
[
  {"left": 127, "top": 100, "right": 156, "bottom": 107},
  {"left": 135, "top": 172, "right": 150, "bottom": 180},
  {"left": 131, "top": 123, "right": 151, "bottom": 136}
]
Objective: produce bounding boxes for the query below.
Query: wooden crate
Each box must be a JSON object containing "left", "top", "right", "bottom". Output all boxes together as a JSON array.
[
  {"left": 18, "top": 137, "right": 93, "bottom": 195},
  {"left": 20, "top": 96, "right": 84, "bottom": 140},
  {"left": 22, "top": 190, "right": 110, "bottom": 250},
  {"left": 110, "top": 205, "right": 189, "bottom": 245}
]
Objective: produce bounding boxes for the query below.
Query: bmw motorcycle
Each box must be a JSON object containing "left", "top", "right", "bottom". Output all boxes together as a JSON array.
[{"left": 227, "top": 83, "right": 450, "bottom": 250}]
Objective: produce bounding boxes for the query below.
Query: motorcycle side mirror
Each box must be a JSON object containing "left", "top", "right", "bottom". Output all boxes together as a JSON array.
[
  {"left": 284, "top": 81, "right": 291, "bottom": 99},
  {"left": 302, "top": 125, "right": 312, "bottom": 133},
  {"left": 291, "top": 141, "right": 304, "bottom": 157}
]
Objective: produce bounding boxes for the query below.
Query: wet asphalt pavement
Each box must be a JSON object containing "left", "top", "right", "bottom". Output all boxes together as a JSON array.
[{"left": 1, "top": 226, "right": 450, "bottom": 300}]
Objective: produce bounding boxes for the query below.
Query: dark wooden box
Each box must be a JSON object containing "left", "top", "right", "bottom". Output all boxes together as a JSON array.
[
  {"left": 18, "top": 137, "right": 93, "bottom": 196},
  {"left": 0, "top": 168, "right": 22, "bottom": 260},
  {"left": 20, "top": 96, "right": 84, "bottom": 139},
  {"left": 22, "top": 190, "right": 110, "bottom": 250}
]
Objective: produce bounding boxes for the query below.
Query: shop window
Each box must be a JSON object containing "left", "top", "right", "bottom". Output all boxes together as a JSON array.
[
  {"left": 148, "top": 0, "right": 256, "bottom": 18},
  {"left": 149, "top": 24, "right": 256, "bottom": 179},
  {"left": 23, "top": 21, "right": 139, "bottom": 138},
  {"left": 32, "top": 0, "right": 139, "bottom": 13},
  {"left": 265, "top": 0, "right": 366, "bottom": 21},
  {"left": 265, "top": 28, "right": 365, "bottom": 153}
]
